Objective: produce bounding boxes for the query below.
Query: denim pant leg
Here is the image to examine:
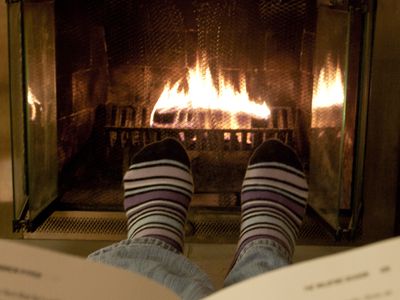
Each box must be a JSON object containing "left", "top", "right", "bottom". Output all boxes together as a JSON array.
[
  {"left": 224, "top": 239, "right": 290, "bottom": 287},
  {"left": 88, "top": 237, "right": 215, "bottom": 300}
]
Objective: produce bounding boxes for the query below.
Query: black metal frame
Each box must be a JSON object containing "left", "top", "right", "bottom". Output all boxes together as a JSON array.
[{"left": 360, "top": 0, "right": 400, "bottom": 241}]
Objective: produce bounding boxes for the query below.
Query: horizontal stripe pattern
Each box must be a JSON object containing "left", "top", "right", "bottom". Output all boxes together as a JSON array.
[
  {"left": 237, "top": 161, "right": 308, "bottom": 261},
  {"left": 246, "top": 162, "right": 306, "bottom": 178},
  {"left": 242, "top": 191, "right": 306, "bottom": 218},
  {"left": 244, "top": 168, "right": 308, "bottom": 189},
  {"left": 123, "top": 159, "right": 193, "bottom": 252},
  {"left": 242, "top": 178, "right": 308, "bottom": 199},
  {"left": 125, "top": 165, "right": 192, "bottom": 181}
]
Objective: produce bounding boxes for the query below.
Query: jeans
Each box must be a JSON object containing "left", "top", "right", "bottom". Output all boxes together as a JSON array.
[{"left": 88, "top": 237, "right": 290, "bottom": 300}]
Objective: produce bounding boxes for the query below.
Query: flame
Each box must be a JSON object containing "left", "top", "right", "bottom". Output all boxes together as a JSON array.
[
  {"left": 312, "top": 58, "right": 345, "bottom": 109},
  {"left": 27, "top": 87, "right": 42, "bottom": 121},
  {"left": 150, "top": 60, "right": 270, "bottom": 129}
]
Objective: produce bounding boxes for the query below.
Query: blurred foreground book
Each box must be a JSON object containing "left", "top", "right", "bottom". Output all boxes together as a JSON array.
[{"left": 0, "top": 237, "right": 399, "bottom": 300}]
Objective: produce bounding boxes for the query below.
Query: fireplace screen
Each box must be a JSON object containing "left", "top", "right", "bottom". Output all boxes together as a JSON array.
[{"left": 10, "top": 0, "right": 366, "bottom": 236}]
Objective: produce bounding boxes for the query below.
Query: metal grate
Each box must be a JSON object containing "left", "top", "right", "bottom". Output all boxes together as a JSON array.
[
  {"left": 24, "top": 210, "right": 336, "bottom": 244},
  {"left": 187, "top": 210, "right": 241, "bottom": 243},
  {"left": 107, "top": 104, "right": 295, "bottom": 129},
  {"left": 24, "top": 212, "right": 127, "bottom": 240},
  {"left": 105, "top": 104, "right": 295, "bottom": 153},
  {"left": 101, "top": 104, "right": 297, "bottom": 195}
]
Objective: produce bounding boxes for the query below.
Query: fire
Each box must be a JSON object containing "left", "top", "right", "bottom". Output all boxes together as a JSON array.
[
  {"left": 311, "top": 56, "right": 345, "bottom": 128},
  {"left": 150, "top": 60, "right": 270, "bottom": 129},
  {"left": 27, "top": 87, "right": 42, "bottom": 121},
  {"left": 312, "top": 58, "right": 345, "bottom": 109}
]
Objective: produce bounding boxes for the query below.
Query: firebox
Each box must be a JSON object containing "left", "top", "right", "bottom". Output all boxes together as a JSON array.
[{"left": 1, "top": 0, "right": 399, "bottom": 242}]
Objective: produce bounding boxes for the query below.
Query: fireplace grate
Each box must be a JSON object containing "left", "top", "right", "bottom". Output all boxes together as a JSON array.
[{"left": 105, "top": 104, "right": 295, "bottom": 152}]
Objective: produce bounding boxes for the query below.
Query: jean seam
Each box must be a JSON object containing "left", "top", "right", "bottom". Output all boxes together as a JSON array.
[
  {"left": 236, "top": 238, "right": 291, "bottom": 264},
  {"left": 92, "top": 237, "right": 179, "bottom": 256},
  {"left": 127, "top": 237, "right": 180, "bottom": 253}
]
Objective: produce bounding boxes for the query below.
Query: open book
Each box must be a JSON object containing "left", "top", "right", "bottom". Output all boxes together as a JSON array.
[{"left": 0, "top": 237, "right": 399, "bottom": 300}]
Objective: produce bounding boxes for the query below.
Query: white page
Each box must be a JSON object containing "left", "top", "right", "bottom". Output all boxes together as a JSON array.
[
  {"left": 0, "top": 239, "right": 179, "bottom": 300},
  {"left": 205, "top": 237, "right": 400, "bottom": 300}
]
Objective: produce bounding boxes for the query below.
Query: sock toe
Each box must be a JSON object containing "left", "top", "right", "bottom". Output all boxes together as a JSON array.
[
  {"left": 132, "top": 138, "right": 190, "bottom": 168},
  {"left": 249, "top": 139, "right": 303, "bottom": 172}
]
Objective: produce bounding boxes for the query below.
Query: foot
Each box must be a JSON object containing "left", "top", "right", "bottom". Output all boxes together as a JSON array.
[
  {"left": 123, "top": 138, "right": 193, "bottom": 252},
  {"left": 236, "top": 139, "right": 308, "bottom": 260}
]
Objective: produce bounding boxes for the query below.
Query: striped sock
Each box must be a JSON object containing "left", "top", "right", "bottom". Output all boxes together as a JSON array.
[
  {"left": 236, "top": 139, "right": 308, "bottom": 261},
  {"left": 123, "top": 138, "right": 193, "bottom": 252}
]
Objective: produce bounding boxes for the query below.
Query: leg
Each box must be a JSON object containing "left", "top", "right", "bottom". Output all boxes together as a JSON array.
[
  {"left": 88, "top": 138, "right": 214, "bottom": 300},
  {"left": 225, "top": 139, "right": 308, "bottom": 286}
]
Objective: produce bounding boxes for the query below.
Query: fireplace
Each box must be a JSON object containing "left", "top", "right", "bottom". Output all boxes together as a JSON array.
[
  {"left": 55, "top": 0, "right": 311, "bottom": 208},
  {"left": 1, "top": 0, "right": 399, "bottom": 242}
]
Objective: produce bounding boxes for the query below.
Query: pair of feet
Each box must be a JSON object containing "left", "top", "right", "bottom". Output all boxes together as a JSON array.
[{"left": 123, "top": 138, "right": 308, "bottom": 261}]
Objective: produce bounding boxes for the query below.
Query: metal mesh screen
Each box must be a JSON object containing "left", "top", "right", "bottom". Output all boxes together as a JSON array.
[
  {"left": 24, "top": 211, "right": 335, "bottom": 244},
  {"left": 104, "top": 0, "right": 312, "bottom": 122},
  {"left": 55, "top": 0, "right": 315, "bottom": 209}
]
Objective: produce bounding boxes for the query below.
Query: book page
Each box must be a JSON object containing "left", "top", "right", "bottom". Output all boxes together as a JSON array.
[
  {"left": 0, "top": 240, "right": 179, "bottom": 300},
  {"left": 205, "top": 237, "right": 400, "bottom": 300}
]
